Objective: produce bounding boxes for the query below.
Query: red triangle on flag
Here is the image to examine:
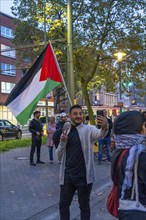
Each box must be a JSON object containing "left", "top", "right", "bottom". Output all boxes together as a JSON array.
[{"left": 40, "top": 43, "right": 63, "bottom": 82}]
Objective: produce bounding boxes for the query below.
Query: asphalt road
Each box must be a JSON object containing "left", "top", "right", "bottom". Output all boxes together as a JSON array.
[{"left": 0, "top": 145, "right": 116, "bottom": 220}]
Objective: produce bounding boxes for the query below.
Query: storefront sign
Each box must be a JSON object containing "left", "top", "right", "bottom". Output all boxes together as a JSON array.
[{"left": 37, "top": 101, "right": 54, "bottom": 106}]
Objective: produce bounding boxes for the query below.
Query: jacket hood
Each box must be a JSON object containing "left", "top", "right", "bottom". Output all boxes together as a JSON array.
[{"left": 113, "top": 111, "right": 145, "bottom": 134}]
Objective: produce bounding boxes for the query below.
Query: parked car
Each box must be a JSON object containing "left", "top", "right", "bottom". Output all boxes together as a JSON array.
[{"left": 0, "top": 120, "right": 22, "bottom": 141}]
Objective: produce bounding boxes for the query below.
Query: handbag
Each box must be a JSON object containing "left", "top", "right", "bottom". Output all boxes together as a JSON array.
[
  {"left": 106, "top": 149, "right": 129, "bottom": 218},
  {"left": 119, "top": 154, "right": 146, "bottom": 212}
]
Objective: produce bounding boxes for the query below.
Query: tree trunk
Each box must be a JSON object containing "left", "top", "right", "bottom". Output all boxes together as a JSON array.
[{"left": 82, "top": 83, "right": 95, "bottom": 125}]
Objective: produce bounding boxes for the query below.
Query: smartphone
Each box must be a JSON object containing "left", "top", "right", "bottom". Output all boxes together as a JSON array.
[
  {"left": 96, "top": 110, "right": 104, "bottom": 117},
  {"left": 96, "top": 110, "right": 104, "bottom": 129}
]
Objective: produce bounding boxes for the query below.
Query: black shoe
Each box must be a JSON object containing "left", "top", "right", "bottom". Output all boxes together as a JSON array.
[
  {"left": 36, "top": 160, "right": 45, "bottom": 164},
  {"left": 30, "top": 162, "right": 36, "bottom": 166}
]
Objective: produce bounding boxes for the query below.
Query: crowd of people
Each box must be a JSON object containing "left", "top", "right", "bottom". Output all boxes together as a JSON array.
[{"left": 28, "top": 106, "right": 146, "bottom": 220}]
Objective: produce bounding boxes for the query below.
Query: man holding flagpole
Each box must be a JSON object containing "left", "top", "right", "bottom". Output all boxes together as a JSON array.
[{"left": 29, "top": 110, "right": 45, "bottom": 166}]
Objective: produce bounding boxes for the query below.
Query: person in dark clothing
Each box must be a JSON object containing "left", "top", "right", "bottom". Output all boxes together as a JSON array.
[
  {"left": 29, "top": 111, "right": 45, "bottom": 166},
  {"left": 110, "top": 111, "right": 146, "bottom": 220},
  {"left": 55, "top": 104, "right": 108, "bottom": 220},
  {"left": 53, "top": 112, "right": 67, "bottom": 152},
  {"left": 52, "top": 112, "right": 67, "bottom": 152},
  {"left": 53, "top": 128, "right": 62, "bottom": 149},
  {"left": 56, "top": 112, "right": 67, "bottom": 130},
  {"left": 98, "top": 109, "right": 113, "bottom": 164}
]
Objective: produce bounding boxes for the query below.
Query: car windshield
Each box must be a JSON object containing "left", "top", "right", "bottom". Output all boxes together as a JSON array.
[{"left": 4, "top": 121, "right": 13, "bottom": 126}]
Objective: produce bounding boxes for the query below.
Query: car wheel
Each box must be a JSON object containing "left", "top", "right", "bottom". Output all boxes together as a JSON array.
[
  {"left": 0, "top": 134, "right": 3, "bottom": 141},
  {"left": 16, "top": 131, "right": 22, "bottom": 139}
]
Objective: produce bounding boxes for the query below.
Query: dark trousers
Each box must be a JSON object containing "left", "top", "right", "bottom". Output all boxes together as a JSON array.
[
  {"left": 48, "top": 146, "right": 53, "bottom": 161},
  {"left": 59, "top": 176, "right": 93, "bottom": 220},
  {"left": 30, "top": 138, "right": 42, "bottom": 162}
]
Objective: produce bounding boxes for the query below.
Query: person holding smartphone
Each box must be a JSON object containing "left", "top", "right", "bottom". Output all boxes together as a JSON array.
[
  {"left": 97, "top": 109, "right": 113, "bottom": 164},
  {"left": 55, "top": 104, "right": 108, "bottom": 220}
]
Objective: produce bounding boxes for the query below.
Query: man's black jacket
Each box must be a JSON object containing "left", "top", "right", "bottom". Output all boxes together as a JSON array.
[{"left": 29, "top": 118, "right": 43, "bottom": 140}]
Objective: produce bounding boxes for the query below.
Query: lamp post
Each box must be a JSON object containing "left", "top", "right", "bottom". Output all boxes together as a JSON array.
[
  {"left": 67, "top": 0, "right": 74, "bottom": 107},
  {"left": 114, "top": 51, "right": 126, "bottom": 113}
]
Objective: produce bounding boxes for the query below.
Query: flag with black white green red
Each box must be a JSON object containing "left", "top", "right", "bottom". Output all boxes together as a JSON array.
[{"left": 5, "top": 43, "right": 63, "bottom": 125}]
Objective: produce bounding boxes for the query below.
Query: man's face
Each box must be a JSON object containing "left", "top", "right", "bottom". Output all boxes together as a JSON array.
[
  {"left": 35, "top": 112, "right": 40, "bottom": 119},
  {"left": 61, "top": 116, "right": 67, "bottom": 122},
  {"left": 70, "top": 108, "right": 83, "bottom": 125}
]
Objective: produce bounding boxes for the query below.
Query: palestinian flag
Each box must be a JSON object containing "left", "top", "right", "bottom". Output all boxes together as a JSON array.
[{"left": 5, "top": 43, "right": 63, "bottom": 125}]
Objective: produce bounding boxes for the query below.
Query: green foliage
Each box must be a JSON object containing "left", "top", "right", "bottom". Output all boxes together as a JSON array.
[
  {"left": 12, "top": 0, "right": 67, "bottom": 76},
  {"left": 0, "top": 137, "right": 46, "bottom": 153},
  {"left": 73, "top": 0, "right": 145, "bottom": 123},
  {"left": 11, "top": 0, "right": 146, "bottom": 123}
]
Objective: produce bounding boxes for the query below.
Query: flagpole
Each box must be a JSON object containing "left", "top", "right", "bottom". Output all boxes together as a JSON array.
[
  {"left": 49, "top": 43, "right": 72, "bottom": 107},
  {"left": 44, "top": 0, "right": 49, "bottom": 125},
  {"left": 60, "top": 76, "right": 73, "bottom": 107}
]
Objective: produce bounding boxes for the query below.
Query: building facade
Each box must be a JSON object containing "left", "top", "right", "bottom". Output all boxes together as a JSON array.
[
  {"left": 0, "top": 12, "right": 55, "bottom": 125},
  {"left": 0, "top": 12, "right": 22, "bottom": 125}
]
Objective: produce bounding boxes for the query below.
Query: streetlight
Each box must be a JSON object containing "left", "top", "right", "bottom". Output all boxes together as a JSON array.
[
  {"left": 114, "top": 51, "right": 126, "bottom": 113},
  {"left": 67, "top": 0, "right": 74, "bottom": 107},
  {"left": 114, "top": 52, "right": 126, "bottom": 62}
]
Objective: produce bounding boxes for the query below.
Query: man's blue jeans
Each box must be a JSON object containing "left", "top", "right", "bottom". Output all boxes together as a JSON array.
[{"left": 98, "top": 137, "right": 111, "bottom": 161}]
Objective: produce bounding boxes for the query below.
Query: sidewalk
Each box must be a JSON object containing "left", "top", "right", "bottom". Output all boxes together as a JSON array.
[{"left": 0, "top": 145, "right": 116, "bottom": 220}]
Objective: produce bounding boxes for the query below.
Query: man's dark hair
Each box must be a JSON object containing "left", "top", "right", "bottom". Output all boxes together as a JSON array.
[
  {"left": 33, "top": 111, "right": 40, "bottom": 116},
  {"left": 69, "top": 104, "right": 82, "bottom": 114}
]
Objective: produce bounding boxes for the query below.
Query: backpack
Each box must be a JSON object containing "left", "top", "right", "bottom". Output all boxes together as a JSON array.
[{"left": 106, "top": 148, "right": 129, "bottom": 218}]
